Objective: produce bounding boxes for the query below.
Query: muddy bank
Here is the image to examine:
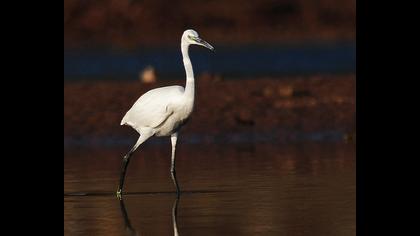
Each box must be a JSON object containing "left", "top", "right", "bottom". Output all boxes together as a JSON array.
[{"left": 64, "top": 75, "right": 355, "bottom": 143}]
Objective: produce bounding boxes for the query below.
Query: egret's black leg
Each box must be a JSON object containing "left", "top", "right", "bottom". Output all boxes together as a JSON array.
[
  {"left": 116, "top": 132, "right": 152, "bottom": 199},
  {"left": 171, "top": 133, "right": 181, "bottom": 197},
  {"left": 171, "top": 167, "right": 180, "bottom": 197},
  {"left": 117, "top": 152, "right": 132, "bottom": 199}
]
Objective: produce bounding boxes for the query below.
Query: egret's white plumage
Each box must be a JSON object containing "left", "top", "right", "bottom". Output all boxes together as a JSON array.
[
  {"left": 116, "top": 29, "right": 214, "bottom": 199},
  {"left": 120, "top": 85, "right": 186, "bottom": 132}
]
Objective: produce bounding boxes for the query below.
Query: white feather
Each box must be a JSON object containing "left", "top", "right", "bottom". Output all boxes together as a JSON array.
[{"left": 121, "top": 85, "right": 184, "bottom": 129}]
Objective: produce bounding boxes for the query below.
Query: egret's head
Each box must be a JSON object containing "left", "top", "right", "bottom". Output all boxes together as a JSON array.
[{"left": 182, "top": 29, "right": 214, "bottom": 51}]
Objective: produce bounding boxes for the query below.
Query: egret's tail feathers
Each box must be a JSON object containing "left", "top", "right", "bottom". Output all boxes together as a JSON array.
[
  {"left": 120, "top": 114, "right": 128, "bottom": 126},
  {"left": 121, "top": 115, "right": 135, "bottom": 127}
]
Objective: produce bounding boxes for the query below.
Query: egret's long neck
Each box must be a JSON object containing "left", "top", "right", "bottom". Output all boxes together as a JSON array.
[{"left": 181, "top": 42, "right": 194, "bottom": 99}]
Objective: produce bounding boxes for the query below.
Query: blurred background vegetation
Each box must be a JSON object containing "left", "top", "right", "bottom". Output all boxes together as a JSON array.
[{"left": 64, "top": 0, "right": 355, "bottom": 48}]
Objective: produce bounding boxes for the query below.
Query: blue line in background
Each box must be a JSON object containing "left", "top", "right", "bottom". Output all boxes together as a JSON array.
[{"left": 64, "top": 42, "right": 355, "bottom": 80}]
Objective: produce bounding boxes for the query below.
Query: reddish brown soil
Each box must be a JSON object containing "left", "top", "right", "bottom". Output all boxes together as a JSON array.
[
  {"left": 64, "top": 75, "right": 355, "bottom": 140},
  {"left": 64, "top": 0, "right": 355, "bottom": 48}
]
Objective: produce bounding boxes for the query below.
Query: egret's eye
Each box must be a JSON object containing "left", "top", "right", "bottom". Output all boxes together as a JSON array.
[{"left": 187, "top": 35, "right": 194, "bottom": 41}]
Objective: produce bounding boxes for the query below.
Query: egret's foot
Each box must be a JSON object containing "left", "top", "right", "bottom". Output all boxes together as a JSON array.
[{"left": 116, "top": 189, "right": 123, "bottom": 200}]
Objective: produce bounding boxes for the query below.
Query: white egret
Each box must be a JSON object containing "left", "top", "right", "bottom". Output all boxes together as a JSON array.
[{"left": 117, "top": 29, "right": 214, "bottom": 199}]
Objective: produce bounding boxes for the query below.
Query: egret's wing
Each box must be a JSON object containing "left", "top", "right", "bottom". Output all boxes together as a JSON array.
[
  {"left": 122, "top": 97, "right": 173, "bottom": 129},
  {"left": 121, "top": 86, "right": 183, "bottom": 128}
]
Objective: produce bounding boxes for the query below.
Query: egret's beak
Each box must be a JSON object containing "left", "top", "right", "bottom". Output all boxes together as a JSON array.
[{"left": 194, "top": 37, "right": 214, "bottom": 51}]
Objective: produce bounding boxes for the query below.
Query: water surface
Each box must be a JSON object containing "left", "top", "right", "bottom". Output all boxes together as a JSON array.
[{"left": 64, "top": 142, "right": 355, "bottom": 236}]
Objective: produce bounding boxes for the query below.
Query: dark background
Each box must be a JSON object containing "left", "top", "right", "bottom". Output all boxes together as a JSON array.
[
  {"left": 64, "top": 0, "right": 355, "bottom": 48},
  {"left": 64, "top": 0, "right": 356, "bottom": 143}
]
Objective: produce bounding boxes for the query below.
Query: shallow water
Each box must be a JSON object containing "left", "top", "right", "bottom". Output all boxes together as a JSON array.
[
  {"left": 64, "top": 43, "right": 355, "bottom": 80},
  {"left": 64, "top": 142, "right": 355, "bottom": 236}
]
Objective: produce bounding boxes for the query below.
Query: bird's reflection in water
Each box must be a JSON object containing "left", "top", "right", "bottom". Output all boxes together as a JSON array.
[
  {"left": 119, "top": 198, "right": 138, "bottom": 236},
  {"left": 119, "top": 196, "right": 180, "bottom": 236},
  {"left": 172, "top": 197, "right": 180, "bottom": 236}
]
